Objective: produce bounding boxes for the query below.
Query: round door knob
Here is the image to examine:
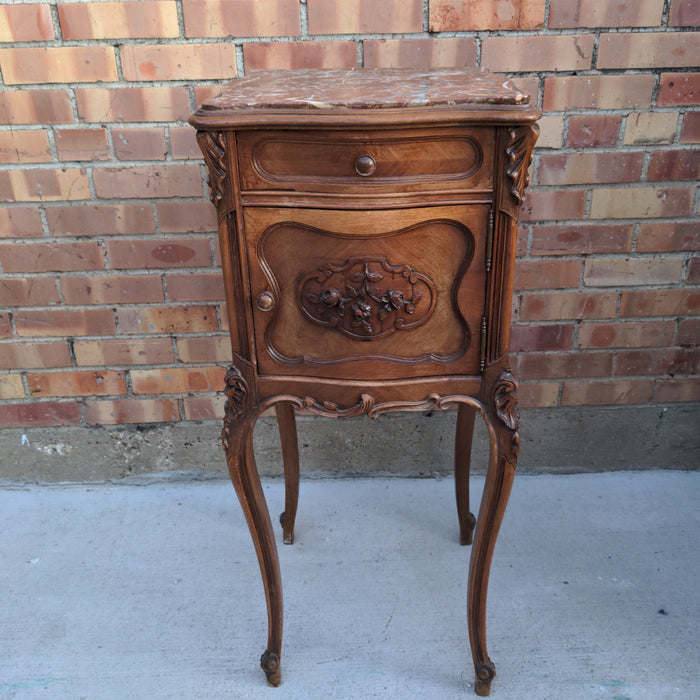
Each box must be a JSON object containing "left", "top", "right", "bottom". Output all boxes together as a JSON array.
[
  {"left": 354, "top": 154, "right": 376, "bottom": 177},
  {"left": 256, "top": 291, "right": 275, "bottom": 311}
]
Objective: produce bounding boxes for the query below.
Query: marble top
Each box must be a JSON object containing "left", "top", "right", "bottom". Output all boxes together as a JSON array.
[{"left": 200, "top": 68, "right": 531, "bottom": 112}]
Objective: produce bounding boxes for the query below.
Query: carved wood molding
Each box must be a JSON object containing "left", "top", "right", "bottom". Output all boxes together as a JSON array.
[
  {"left": 197, "top": 130, "right": 227, "bottom": 209},
  {"left": 221, "top": 364, "right": 249, "bottom": 451},
  {"left": 492, "top": 367, "right": 520, "bottom": 461},
  {"left": 299, "top": 256, "right": 436, "bottom": 340},
  {"left": 505, "top": 124, "right": 538, "bottom": 204},
  {"left": 260, "top": 391, "right": 484, "bottom": 421}
]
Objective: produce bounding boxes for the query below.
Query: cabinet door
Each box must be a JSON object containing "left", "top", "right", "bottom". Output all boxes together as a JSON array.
[{"left": 244, "top": 205, "right": 487, "bottom": 380}]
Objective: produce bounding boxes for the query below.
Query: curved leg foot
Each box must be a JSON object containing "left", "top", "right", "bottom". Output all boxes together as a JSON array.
[
  {"left": 474, "top": 660, "right": 496, "bottom": 696},
  {"left": 468, "top": 366, "right": 520, "bottom": 696},
  {"left": 223, "top": 366, "right": 283, "bottom": 687},
  {"left": 261, "top": 650, "right": 281, "bottom": 687},
  {"left": 455, "top": 403, "right": 477, "bottom": 545},
  {"left": 276, "top": 402, "right": 299, "bottom": 545}
]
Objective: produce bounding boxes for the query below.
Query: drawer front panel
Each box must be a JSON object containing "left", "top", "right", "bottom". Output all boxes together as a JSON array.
[
  {"left": 244, "top": 206, "right": 488, "bottom": 380},
  {"left": 237, "top": 128, "right": 493, "bottom": 193}
]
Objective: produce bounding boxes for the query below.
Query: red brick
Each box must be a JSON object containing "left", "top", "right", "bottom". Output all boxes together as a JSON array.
[
  {"left": 637, "top": 222, "right": 699, "bottom": 252},
  {"left": 567, "top": 114, "right": 621, "bottom": 148},
  {"left": 106, "top": 238, "right": 211, "bottom": 270},
  {"left": 194, "top": 86, "right": 222, "bottom": 108},
  {"left": 430, "top": 0, "right": 545, "bottom": 30},
  {"left": 0, "top": 130, "right": 51, "bottom": 164},
  {"left": 93, "top": 165, "right": 203, "bottom": 199},
  {"left": 131, "top": 366, "right": 225, "bottom": 395},
  {"left": 0, "top": 4, "right": 55, "bottom": 41},
  {"left": 658, "top": 73, "right": 700, "bottom": 106},
  {"left": 518, "top": 382, "right": 560, "bottom": 408},
  {"left": 166, "top": 273, "right": 225, "bottom": 301},
  {"left": 169, "top": 127, "right": 200, "bottom": 159},
  {"left": 0, "top": 374, "right": 25, "bottom": 400},
  {"left": 589, "top": 187, "right": 693, "bottom": 219},
  {"left": 55, "top": 128, "right": 110, "bottom": 162},
  {"left": 669, "top": 0, "right": 700, "bottom": 27},
  {"left": 624, "top": 112, "right": 679, "bottom": 145},
  {"left": 0, "top": 89, "right": 73, "bottom": 125},
  {"left": 14, "top": 309, "right": 116, "bottom": 338},
  {"left": 113, "top": 128, "right": 167, "bottom": 161},
  {"left": 46, "top": 204, "right": 155, "bottom": 237},
  {"left": 579, "top": 321, "right": 675, "bottom": 349},
  {"left": 549, "top": 0, "right": 663, "bottom": 28},
  {"left": 647, "top": 149, "right": 700, "bottom": 181},
  {"left": 74, "top": 338, "right": 174, "bottom": 366},
  {"left": 363, "top": 38, "right": 477, "bottom": 69},
  {"left": 156, "top": 201, "right": 217, "bottom": 233},
  {"left": 75, "top": 87, "right": 191, "bottom": 123},
  {"left": 58, "top": 1, "right": 179, "bottom": 40},
  {"left": 537, "top": 115, "right": 565, "bottom": 149},
  {"left": 598, "top": 32, "right": 700, "bottom": 70},
  {"left": 561, "top": 379, "right": 654, "bottom": 406},
  {"left": 520, "top": 292, "right": 617, "bottom": 321},
  {"left": 482, "top": 35, "right": 593, "bottom": 72},
  {"left": 0, "top": 47, "right": 118, "bottom": 85},
  {"left": 509, "top": 324, "right": 575, "bottom": 352},
  {"left": 176, "top": 335, "right": 231, "bottom": 363},
  {"left": 243, "top": 41, "right": 357, "bottom": 70},
  {"left": 519, "top": 189, "right": 586, "bottom": 222},
  {"left": 27, "top": 370, "right": 127, "bottom": 397},
  {"left": 680, "top": 112, "right": 700, "bottom": 142},
  {"left": 60, "top": 275, "right": 165, "bottom": 305},
  {"left": 616, "top": 348, "right": 699, "bottom": 376},
  {"left": 116, "top": 306, "right": 218, "bottom": 334},
  {"left": 584, "top": 257, "right": 684, "bottom": 287},
  {"left": 0, "top": 401, "right": 81, "bottom": 428},
  {"left": 0, "top": 169, "right": 90, "bottom": 203},
  {"left": 0, "top": 241, "right": 104, "bottom": 273},
  {"left": 0, "top": 313, "right": 11, "bottom": 339},
  {"left": 183, "top": 0, "right": 300, "bottom": 37},
  {"left": 655, "top": 377, "right": 700, "bottom": 402},
  {"left": 520, "top": 351, "right": 614, "bottom": 379},
  {"left": 514, "top": 260, "right": 581, "bottom": 291},
  {"left": 531, "top": 224, "right": 633, "bottom": 255},
  {"left": 183, "top": 395, "right": 225, "bottom": 421},
  {"left": 0, "top": 207, "right": 43, "bottom": 238},
  {"left": 688, "top": 257, "right": 700, "bottom": 284},
  {"left": 86, "top": 398, "right": 180, "bottom": 425},
  {"left": 0, "top": 278, "right": 59, "bottom": 307},
  {"left": 309, "top": 0, "right": 421, "bottom": 33},
  {"left": 677, "top": 318, "right": 700, "bottom": 346},
  {"left": 537, "top": 152, "right": 643, "bottom": 185},
  {"left": 121, "top": 43, "right": 237, "bottom": 81},
  {"left": 0, "top": 341, "right": 71, "bottom": 370},
  {"left": 543, "top": 75, "right": 654, "bottom": 111},
  {"left": 620, "top": 289, "right": 699, "bottom": 317}
]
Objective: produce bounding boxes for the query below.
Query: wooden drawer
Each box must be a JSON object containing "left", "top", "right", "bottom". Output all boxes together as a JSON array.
[
  {"left": 236, "top": 128, "right": 494, "bottom": 194},
  {"left": 243, "top": 205, "right": 488, "bottom": 381}
]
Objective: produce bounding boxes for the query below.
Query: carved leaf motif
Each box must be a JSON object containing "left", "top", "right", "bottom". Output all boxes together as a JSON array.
[
  {"left": 505, "top": 125, "right": 538, "bottom": 204},
  {"left": 221, "top": 365, "right": 248, "bottom": 451},
  {"left": 298, "top": 257, "right": 436, "bottom": 341},
  {"left": 493, "top": 368, "right": 520, "bottom": 431},
  {"left": 197, "top": 130, "right": 227, "bottom": 208}
]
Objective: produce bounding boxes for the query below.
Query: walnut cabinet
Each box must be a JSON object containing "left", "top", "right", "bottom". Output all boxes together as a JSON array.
[{"left": 190, "top": 68, "right": 539, "bottom": 696}]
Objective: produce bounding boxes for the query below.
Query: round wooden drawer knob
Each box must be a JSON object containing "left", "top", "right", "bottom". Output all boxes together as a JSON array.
[
  {"left": 354, "top": 154, "right": 376, "bottom": 177},
  {"left": 256, "top": 291, "right": 275, "bottom": 311}
]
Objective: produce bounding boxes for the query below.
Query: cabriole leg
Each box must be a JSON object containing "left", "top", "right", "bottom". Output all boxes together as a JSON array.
[
  {"left": 455, "top": 403, "right": 477, "bottom": 545},
  {"left": 275, "top": 402, "right": 300, "bottom": 545},
  {"left": 468, "top": 368, "right": 520, "bottom": 696},
  {"left": 223, "top": 366, "right": 283, "bottom": 686}
]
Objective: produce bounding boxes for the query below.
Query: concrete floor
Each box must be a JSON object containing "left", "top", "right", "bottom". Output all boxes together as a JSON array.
[{"left": 1, "top": 471, "right": 698, "bottom": 700}]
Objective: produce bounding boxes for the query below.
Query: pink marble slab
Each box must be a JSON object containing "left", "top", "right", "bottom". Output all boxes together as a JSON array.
[{"left": 200, "top": 68, "right": 531, "bottom": 112}]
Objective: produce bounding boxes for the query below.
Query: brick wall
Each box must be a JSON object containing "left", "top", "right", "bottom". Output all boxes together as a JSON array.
[{"left": 0, "top": 0, "right": 698, "bottom": 430}]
